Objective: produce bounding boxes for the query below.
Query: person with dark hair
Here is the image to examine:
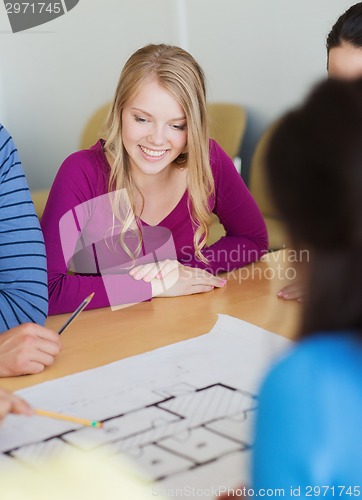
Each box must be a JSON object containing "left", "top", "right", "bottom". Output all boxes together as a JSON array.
[
  {"left": 327, "top": 2, "right": 362, "bottom": 79},
  {"left": 252, "top": 78, "right": 362, "bottom": 492},
  {"left": 278, "top": 2, "right": 362, "bottom": 302}
]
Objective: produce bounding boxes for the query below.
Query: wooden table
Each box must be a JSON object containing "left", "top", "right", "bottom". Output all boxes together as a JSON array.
[{"left": 1, "top": 249, "right": 301, "bottom": 392}]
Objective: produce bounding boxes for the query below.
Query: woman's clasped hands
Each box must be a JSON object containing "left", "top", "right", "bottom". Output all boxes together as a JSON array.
[{"left": 129, "top": 259, "right": 227, "bottom": 297}]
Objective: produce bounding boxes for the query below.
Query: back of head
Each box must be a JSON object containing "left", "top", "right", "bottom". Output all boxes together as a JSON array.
[
  {"left": 327, "top": 2, "right": 362, "bottom": 51},
  {"left": 266, "top": 78, "right": 362, "bottom": 250},
  {"left": 266, "top": 78, "right": 362, "bottom": 336}
]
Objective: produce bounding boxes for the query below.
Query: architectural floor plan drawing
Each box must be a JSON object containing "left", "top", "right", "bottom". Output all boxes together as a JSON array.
[
  {"left": 8, "top": 383, "right": 257, "bottom": 484},
  {"left": 0, "top": 315, "right": 291, "bottom": 498}
]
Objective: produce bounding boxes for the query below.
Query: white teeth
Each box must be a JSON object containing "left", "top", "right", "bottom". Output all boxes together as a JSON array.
[{"left": 140, "top": 146, "right": 167, "bottom": 157}]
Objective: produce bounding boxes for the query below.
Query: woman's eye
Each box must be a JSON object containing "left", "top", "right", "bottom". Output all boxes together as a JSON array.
[
  {"left": 172, "top": 124, "right": 186, "bottom": 131},
  {"left": 134, "top": 116, "right": 147, "bottom": 123}
]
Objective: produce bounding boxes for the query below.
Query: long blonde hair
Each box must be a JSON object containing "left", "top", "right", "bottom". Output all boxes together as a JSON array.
[{"left": 104, "top": 44, "right": 214, "bottom": 262}]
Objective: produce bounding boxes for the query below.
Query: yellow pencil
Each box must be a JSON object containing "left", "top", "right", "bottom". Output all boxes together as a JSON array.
[{"left": 34, "top": 409, "right": 103, "bottom": 428}]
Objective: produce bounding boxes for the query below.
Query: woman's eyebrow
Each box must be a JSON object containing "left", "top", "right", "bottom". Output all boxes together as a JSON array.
[
  {"left": 132, "top": 107, "right": 152, "bottom": 117},
  {"left": 131, "top": 107, "right": 186, "bottom": 121}
]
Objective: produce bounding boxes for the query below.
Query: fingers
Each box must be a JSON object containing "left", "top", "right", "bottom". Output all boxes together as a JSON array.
[
  {"left": 189, "top": 285, "right": 216, "bottom": 294},
  {"left": 10, "top": 395, "right": 33, "bottom": 416},
  {"left": 129, "top": 260, "right": 179, "bottom": 282},
  {"left": 23, "top": 360, "right": 50, "bottom": 375},
  {"left": 198, "top": 276, "right": 225, "bottom": 288},
  {"left": 22, "top": 324, "right": 62, "bottom": 346},
  {"left": 189, "top": 273, "right": 227, "bottom": 294},
  {"left": 181, "top": 268, "right": 227, "bottom": 294},
  {"left": 183, "top": 267, "right": 227, "bottom": 288},
  {"left": 36, "top": 336, "right": 62, "bottom": 358},
  {"left": 20, "top": 325, "right": 62, "bottom": 365},
  {"left": 277, "top": 282, "right": 306, "bottom": 301},
  {"left": 131, "top": 262, "right": 227, "bottom": 291},
  {"left": 155, "top": 265, "right": 227, "bottom": 298},
  {"left": 207, "top": 276, "right": 227, "bottom": 288},
  {"left": 154, "top": 260, "right": 179, "bottom": 279},
  {"left": 0, "top": 324, "right": 62, "bottom": 377},
  {"left": 0, "top": 398, "right": 13, "bottom": 422},
  {"left": 31, "top": 348, "right": 59, "bottom": 368},
  {"left": 25, "top": 336, "right": 61, "bottom": 373},
  {"left": 0, "top": 388, "right": 32, "bottom": 422},
  {"left": 129, "top": 263, "right": 157, "bottom": 281},
  {"left": 10, "top": 349, "right": 57, "bottom": 376}
]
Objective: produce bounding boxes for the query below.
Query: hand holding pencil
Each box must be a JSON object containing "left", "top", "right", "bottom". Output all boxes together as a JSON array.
[
  {"left": 0, "top": 324, "right": 62, "bottom": 377},
  {"left": 0, "top": 293, "right": 99, "bottom": 425},
  {"left": 1, "top": 395, "right": 102, "bottom": 429},
  {"left": 32, "top": 294, "right": 100, "bottom": 427}
]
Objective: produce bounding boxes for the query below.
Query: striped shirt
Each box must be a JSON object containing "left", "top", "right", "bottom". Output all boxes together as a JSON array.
[{"left": 0, "top": 124, "right": 48, "bottom": 332}]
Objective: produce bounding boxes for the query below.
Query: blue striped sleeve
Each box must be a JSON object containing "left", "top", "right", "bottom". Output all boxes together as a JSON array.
[{"left": 0, "top": 124, "right": 48, "bottom": 333}]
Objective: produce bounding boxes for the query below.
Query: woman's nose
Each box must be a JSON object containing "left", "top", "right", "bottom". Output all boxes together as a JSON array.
[{"left": 148, "top": 124, "right": 165, "bottom": 146}]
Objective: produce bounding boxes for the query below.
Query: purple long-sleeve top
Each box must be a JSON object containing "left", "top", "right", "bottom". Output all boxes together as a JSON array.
[{"left": 41, "top": 139, "right": 268, "bottom": 314}]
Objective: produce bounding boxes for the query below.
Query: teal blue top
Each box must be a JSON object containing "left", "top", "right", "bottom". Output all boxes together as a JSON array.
[{"left": 253, "top": 333, "right": 362, "bottom": 498}]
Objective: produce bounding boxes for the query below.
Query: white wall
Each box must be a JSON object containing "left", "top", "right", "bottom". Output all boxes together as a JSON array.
[
  {"left": 0, "top": 0, "right": 180, "bottom": 188},
  {"left": 185, "top": 0, "right": 354, "bottom": 176},
  {"left": 0, "top": 0, "right": 355, "bottom": 188}
]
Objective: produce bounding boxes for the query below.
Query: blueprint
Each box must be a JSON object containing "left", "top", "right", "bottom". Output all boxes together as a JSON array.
[{"left": 0, "top": 315, "right": 291, "bottom": 498}]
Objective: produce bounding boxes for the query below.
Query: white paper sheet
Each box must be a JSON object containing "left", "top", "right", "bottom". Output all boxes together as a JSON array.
[{"left": 0, "top": 314, "right": 292, "bottom": 498}]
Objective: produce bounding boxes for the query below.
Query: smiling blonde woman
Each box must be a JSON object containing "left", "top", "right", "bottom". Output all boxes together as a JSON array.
[{"left": 42, "top": 44, "right": 268, "bottom": 314}]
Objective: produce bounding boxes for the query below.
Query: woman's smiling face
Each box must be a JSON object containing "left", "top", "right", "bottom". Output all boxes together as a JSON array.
[{"left": 121, "top": 78, "right": 188, "bottom": 179}]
